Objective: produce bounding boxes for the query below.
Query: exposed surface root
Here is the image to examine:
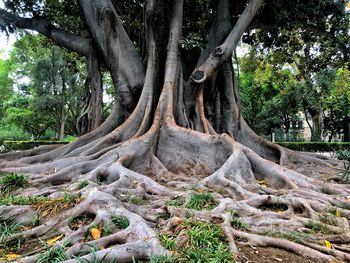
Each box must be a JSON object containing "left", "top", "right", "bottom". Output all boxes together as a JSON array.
[{"left": 0, "top": 122, "right": 348, "bottom": 262}]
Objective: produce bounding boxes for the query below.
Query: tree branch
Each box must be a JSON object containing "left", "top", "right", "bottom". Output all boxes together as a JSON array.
[
  {"left": 0, "top": 9, "right": 92, "bottom": 56},
  {"left": 190, "top": 0, "right": 264, "bottom": 84}
]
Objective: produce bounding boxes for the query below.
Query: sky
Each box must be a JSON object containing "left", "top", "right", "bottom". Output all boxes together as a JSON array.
[{"left": 0, "top": 0, "right": 16, "bottom": 60}]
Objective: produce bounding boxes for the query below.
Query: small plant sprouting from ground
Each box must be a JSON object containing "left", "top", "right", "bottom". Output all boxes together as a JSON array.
[
  {"left": 229, "top": 210, "right": 250, "bottom": 230},
  {"left": 36, "top": 241, "right": 71, "bottom": 263},
  {"left": 73, "top": 244, "right": 118, "bottom": 263},
  {"left": 159, "top": 219, "right": 235, "bottom": 262},
  {"left": 0, "top": 221, "right": 22, "bottom": 242},
  {"left": 0, "top": 195, "right": 47, "bottom": 206},
  {"left": 186, "top": 192, "right": 218, "bottom": 210},
  {"left": 159, "top": 233, "right": 176, "bottom": 250},
  {"left": 305, "top": 220, "right": 333, "bottom": 234},
  {"left": 320, "top": 185, "right": 335, "bottom": 195},
  {"left": 76, "top": 180, "right": 89, "bottom": 190},
  {"left": 111, "top": 215, "right": 129, "bottom": 229},
  {"left": 267, "top": 230, "right": 309, "bottom": 244},
  {"left": 335, "top": 149, "right": 350, "bottom": 182},
  {"left": 0, "top": 173, "right": 29, "bottom": 194},
  {"left": 129, "top": 195, "right": 145, "bottom": 205},
  {"left": 166, "top": 196, "right": 185, "bottom": 207}
]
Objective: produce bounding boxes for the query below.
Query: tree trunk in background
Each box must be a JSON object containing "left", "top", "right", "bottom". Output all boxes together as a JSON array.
[
  {"left": 344, "top": 116, "right": 350, "bottom": 142},
  {"left": 311, "top": 111, "right": 322, "bottom": 141},
  {"left": 77, "top": 52, "right": 103, "bottom": 135},
  {"left": 58, "top": 69, "right": 67, "bottom": 140}
]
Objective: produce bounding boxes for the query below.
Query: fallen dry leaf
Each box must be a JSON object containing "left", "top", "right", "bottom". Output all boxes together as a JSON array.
[
  {"left": 336, "top": 210, "right": 341, "bottom": 217},
  {"left": 324, "top": 239, "right": 332, "bottom": 249},
  {"left": 90, "top": 227, "right": 101, "bottom": 240},
  {"left": 47, "top": 234, "right": 64, "bottom": 246}
]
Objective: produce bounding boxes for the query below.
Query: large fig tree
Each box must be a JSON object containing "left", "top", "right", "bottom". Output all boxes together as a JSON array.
[{"left": 0, "top": 0, "right": 349, "bottom": 262}]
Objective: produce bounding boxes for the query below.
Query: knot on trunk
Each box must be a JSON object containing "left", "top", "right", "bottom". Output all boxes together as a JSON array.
[
  {"left": 191, "top": 70, "right": 206, "bottom": 84},
  {"left": 214, "top": 46, "right": 224, "bottom": 57}
]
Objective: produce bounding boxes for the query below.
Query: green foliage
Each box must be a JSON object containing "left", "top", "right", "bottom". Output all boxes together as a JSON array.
[
  {"left": 159, "top": 234, "right": 177, "bottom": 250},
  {"left": 230, "top": 210, "right": 250, "bottom": 230},
  {"left": 0, "top": 195, "right": 46, "bottom": 206},
  {"left": 305, "top": 220, "right": 333, "bottom": 234},
  {"left": 0, "top": 173, "right": 28, "bottom": 194},
  {"left": 267, "top": 230, "right": 309, "bottom": 244},
  {"left": 186, "top": 192, "right": 218, "bottom": 210},
  {"left": 37, "top": 241, "right": 71, "bottom": 263},
  {"left": 166, "top": 196, "right": 186, "bottom": 207},
  {"left": 320, "top": 185, "right": 336, "bottom": 195},
  {"left": 239, "top": 50, "right": 302, "bottom": 136},
  {"left": 335, "top": 149, "right": 350, "bottom": 181},
  {"left": 276, "top": 142, "right": 350, "bottom": 152},
  {"left": 73, "top": 244, "right": 118, "bottom": 263},
  {"left": 129, "top": 196, "right": 145, "bottom": 205},
  {"left": 2, "top": 140, "right": 69, "bottom": 152},
  {"left": 0, "top": 221, "right": 22, "bottom": 242},
  {"left": 110, "top": 216, "right": 129, "bottom": 229},
  {"left": 159, "top": 219, "right": 236, "bottom": 262},
  {"left": 76, "top": 180, "right": 89, "bottom": 190}
]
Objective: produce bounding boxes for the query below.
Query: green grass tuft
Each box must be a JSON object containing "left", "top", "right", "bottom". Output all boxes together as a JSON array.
[
  {"left": 129, "top": 196, "right": 145, "bottom": 205},
  {"left": 111, "top": 215, "right": 129, "bottom": 229},
  {"left": 76, "top": 180, "right": 89, "bottom": 190},
  {"left": 0, "top": 221, "right": 22, "bottom": 242},
  {"left": 0, "top": 173, "right": 29, "bottom": 194},
  {"left": 159, "top": 219, "right": 236, "bottom": 262},
  {"left": 0, "top": 195, "right": 46, "bottom": 206},
  {"left": 230, "top": 211, "right": 250, "bottom": 230},
  {"left": 267, "top": 230, "right": 309, "bottom": 244},
  {"left": 166, "top": 196, "right": 185, "bottom": 207},
  {"left": 305, "top": 220, "right": 333, "bottom": 234},
  {"left": 186, "top": 192, "right": 218, "bottom": 210}
]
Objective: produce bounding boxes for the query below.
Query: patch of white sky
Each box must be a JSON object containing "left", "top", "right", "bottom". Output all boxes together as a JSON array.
[{"left": 0, "top": 0, "right": 16, "bottom": 60}]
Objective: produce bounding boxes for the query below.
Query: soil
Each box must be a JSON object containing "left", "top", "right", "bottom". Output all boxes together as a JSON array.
[{"left": 237, "top": 245, "right": 319, "bottom": 263}]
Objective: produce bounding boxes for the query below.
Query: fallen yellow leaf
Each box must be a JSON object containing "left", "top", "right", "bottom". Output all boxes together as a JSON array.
[
  {"left": 324, "top": 239, "right": 332, "bottom": 249},
  {"left": 6, "top": 254, "right": 19, "bottom": 259},
  {"left": 336, "top": 210, "right": 341, "bottom": 217},
  {"left": 90, "top": 228, "right": 101, "bottom": 240},
  {"left": 47, "top": 234, "right": 64, "bottom": 246},
  {"left": 257, "top": 180, "right": 268, "bottom": 187}
]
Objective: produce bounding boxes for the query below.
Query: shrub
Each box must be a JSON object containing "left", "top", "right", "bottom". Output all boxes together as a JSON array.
[
  {"left": 276, "top": 142, "right": 350, "bottom": 152},
  {"left": 1, "top": 140, "right": 69, "bottom": 152}
]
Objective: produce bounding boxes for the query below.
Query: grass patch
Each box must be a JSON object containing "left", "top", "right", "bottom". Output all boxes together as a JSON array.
[
  {"left": 159, "top": 219, "right": 236, "bottom": 262},
  {"left": 0, "top": 173, "right": 28, "bottom": 194},
  {"left": 305, "top": 220, "right": 333, "bottom": 234},
  {"left": 0, "top": 195, "right": 46, "bottom": 206},
  {"left": 319, "top": 214, "right": 338, "bottom": 226},
  {"left": 230, "top": 210, "right": 250, "bottom": 230},
  {"left": 36, "top": 241, "right": 71, "bottom": 263},
  {"left": 166, "top": 196, "right": 185, "bottom": 207},
  {"left": 186, "top": 192, "right": 218, "bottom": 210},
  {"left": 110, "top": 215, "right": 129, "bottom": 229},
  {"left": 320, "top": 185, "right": 336, "bottom": 195},
  {"left": 0, "top": 221, "right": 22, "bottom": 242},
  {"left": 129, "top": 196, "right": 145, "bottom": 205},
  {"left": 73, "top": 244, "right": 118, "bottom": 262},
  {"left": 156, "top": 212, "right": 171, "bottom": 220},
  {"left": 76, "top": 180, "right": 89, "bottom": 190},
  {"left": 267, "top": 230, "right": 309, "bottom": 244}
]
